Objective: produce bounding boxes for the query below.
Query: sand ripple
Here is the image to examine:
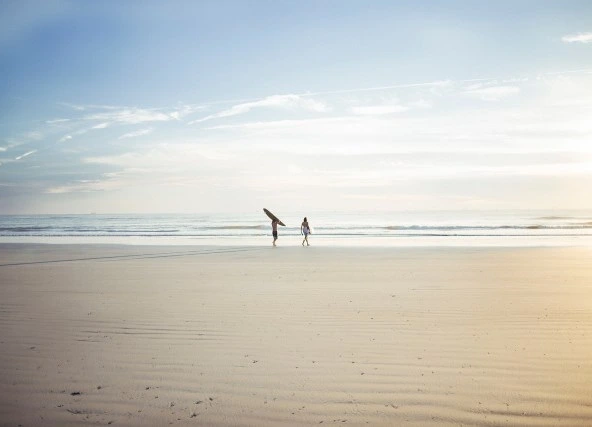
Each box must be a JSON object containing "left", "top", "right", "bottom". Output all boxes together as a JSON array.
[{"left": 1, "top": 246, "right": 592, "bottom": 425}]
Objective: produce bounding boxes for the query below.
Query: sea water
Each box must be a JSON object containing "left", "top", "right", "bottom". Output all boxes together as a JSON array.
[{"left": 1, "top": 210, "right": 592, "bottom": 246}]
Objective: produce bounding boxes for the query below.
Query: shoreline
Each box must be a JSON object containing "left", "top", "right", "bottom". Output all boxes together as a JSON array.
[{"left": 2, "top": 234, "right": 592, "bottom": 247}]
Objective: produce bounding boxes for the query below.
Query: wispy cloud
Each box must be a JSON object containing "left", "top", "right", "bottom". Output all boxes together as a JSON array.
[
  {"left": 463, "top": 85, "right": 520, "bottom": 101},
  {"left": 23, "top": 131, "right": 43, "bottom": 141},
  {"left": 409, "top": 99, "right": 433, "bottom": 109},
  {"left": 169, "top": 104, "right": 205, "bottom": 120},
  {"left": 303, "top": 80, "right": 454, "bottom": 97},
  {"left": 50, "top": 104, "right": 201, "bottom": 144},
  {"left": 350, "top": 104, "right": 409, "bottom": 115},
  {"left": 189, "top": 94, "right": 330, "bottom": 124},
  {"left": 15, "top": 150, "right": 37, "bottom": 160},
  {"left": 57, "top": 127, "right": 92, "bottom": 143},
  {"left": 59, "top": 102, "right": 123, "bottom": 111},
  {"left": 62, "top": 102, "right": 204, "bottom": 123},
  {"left": 84, "top": 108, "right": 172, "bottom": 125},
  {"left": 118, "top": 128, "right": 153, "bottom": 139},
  {"left": 46, "top": 180, "right": 110, "bottom": 194},
  {"left": 562, "top": 32, "right": 592, "bottom": 43}
]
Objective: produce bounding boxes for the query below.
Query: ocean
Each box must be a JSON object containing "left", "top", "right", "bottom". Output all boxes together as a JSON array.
[{"left": 1, "top": 210, "right": 592, "bottom": 246}]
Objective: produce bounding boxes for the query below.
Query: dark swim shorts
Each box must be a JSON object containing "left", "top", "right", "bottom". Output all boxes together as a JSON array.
[{"left": 273, "top": 231, "right": 278, "bottom": 238}]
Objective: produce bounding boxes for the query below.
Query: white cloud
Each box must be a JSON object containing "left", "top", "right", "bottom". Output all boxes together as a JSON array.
[
  {"left": 463, "top": 82, "right": 486, "bottom": 91},
  {"left": 118, "top": 128, "right": 154, "bottom": 139},
  {"left": 84, "top": 108, "right": 172, "bottom": 125},
  {"left": 83, "top": 143, "right": 223, "bottom": 169},
  {"left": 4, "top": 70, "right": 592, "bottom": 213},
  {"left": 46, "top": 180, "right": 109, "bottom": 194},
  {"left": 189, "top": 94, "right": 330, "bottom": 124},
  {"left": 169, "top": 104, "right": 205, "bottom": 120},
  {"left": 199, "top": 78, "right": 592, "bottom": 155},
  {"left": 44, "top": 171, "right": 147, "bottom": 194},
  {"left": 15, "top": 150, "right": 37, "bottom": 160},
  {"left": 204, "top": 117, "right": 352, "bottom": 132},
  {"left": 562, "top": 32, "right": 592, "bottom": 43},
  {"left": 305, "top": 79, "right": 454, "bottom": 97},
  {"left": 64, "top": 102, "right": 204, "bottom": 123},
  {"left": 45, "top": 104, "right": 202, "bottom": 146},
  {"left": 464, "top": 85, "right": 521, "bottom": 101},
  {"left": 409, "top": 99, "right": 433, "bottom": 109},
  {"left": 350, "top": 104, "right": 408, "bottom": 115},
  {"left": 23, "top": 131, "right": 43, "bottom": 141},
  {"left": 61, "top": 103, "right": 123, "bottom": 111},
  {"left": 58, "top": 127, "right": 92, "bottom": 142}
]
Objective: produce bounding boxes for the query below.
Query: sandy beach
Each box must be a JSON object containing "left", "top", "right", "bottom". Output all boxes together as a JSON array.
[{"left": 1, "top": 244, "right": 591, "bottom": 426}]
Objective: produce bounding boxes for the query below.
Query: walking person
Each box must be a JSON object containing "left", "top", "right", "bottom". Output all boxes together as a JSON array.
[
  {"left": 301, "top": 217, "right": 311, "bottom": 246},
  {"left": 271, "top": 219, "right": 279, "bottom": 247}
]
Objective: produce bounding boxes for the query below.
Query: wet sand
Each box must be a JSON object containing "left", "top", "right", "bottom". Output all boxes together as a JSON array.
[{"left": 1, "top": 244, "right": 592, "bottom": 426}]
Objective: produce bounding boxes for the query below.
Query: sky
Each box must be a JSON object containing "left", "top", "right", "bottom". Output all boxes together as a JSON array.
[{"left": 1, "top": 0, "right": 591, "bottom": 214}]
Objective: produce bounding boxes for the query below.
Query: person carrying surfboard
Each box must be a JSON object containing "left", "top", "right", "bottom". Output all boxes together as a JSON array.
[
  {"left": 301, "top": 217, "right": 311, "bottom": 246},
  {"left": 272, "top": 219, "right": 279, "bottom": 246},
  {"left": 263, "top": 208, "right": 285, "bottom": 247}
]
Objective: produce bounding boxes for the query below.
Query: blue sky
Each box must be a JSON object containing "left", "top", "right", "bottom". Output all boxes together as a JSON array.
[{"left": 1, "top": 0, "right": 592, "bottom": 213}]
